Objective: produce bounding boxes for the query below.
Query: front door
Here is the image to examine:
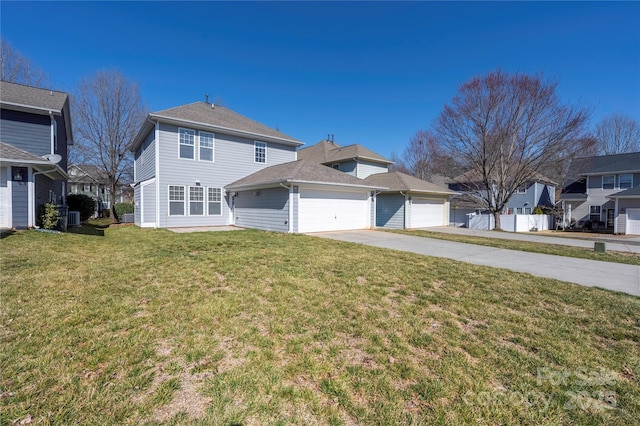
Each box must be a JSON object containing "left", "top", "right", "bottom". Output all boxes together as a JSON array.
[{"left": 607, "top": 209, "right": 615, "bottom": 228}]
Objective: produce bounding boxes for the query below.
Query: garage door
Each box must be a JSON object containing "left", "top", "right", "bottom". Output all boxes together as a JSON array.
[
  {"left": 298, "top": 188, "right": 368, "bottom": 233},
  {"left": 628, "top": 208, "right": 640, "bottom": 235},
  {"left": 411, "top": 198, "right": 444, "bottom": 228}
]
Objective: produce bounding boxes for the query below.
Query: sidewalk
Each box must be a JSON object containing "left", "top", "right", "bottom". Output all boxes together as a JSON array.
[
  {"left": 313, "top": 230, "right": 640, "bottom": 297},
  {"left": 423, "top": 226, "right": 640, "bottom": 254}
]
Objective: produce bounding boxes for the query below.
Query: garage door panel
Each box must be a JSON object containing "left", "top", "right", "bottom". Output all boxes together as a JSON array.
[
  {"left": 299, "top": 189, "right": 368, "bottom": 233},
  {"left": 411, "top": 198, "right": 444, "bottom": 228}
]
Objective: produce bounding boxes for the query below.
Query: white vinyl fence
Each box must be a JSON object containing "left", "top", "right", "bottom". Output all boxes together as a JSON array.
[{"left": 468, "top": 214, "right": 551, "bottom": 232}]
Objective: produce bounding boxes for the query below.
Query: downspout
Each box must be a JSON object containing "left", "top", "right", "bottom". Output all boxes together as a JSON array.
[
  {"left": 280, "top": 182, "right": 293, "bottom": 233},
  {"left": 154, "top": 120, "right": 160, "bottom": 228},
  {"left": 613, "top": 197, "right": 619, "bottom": 234},
  {"left": 400, "top": 191, "right": 408, "bottom": 229},
  {"left": 49, "top": 112, "right": 55, "bottom": 155}
]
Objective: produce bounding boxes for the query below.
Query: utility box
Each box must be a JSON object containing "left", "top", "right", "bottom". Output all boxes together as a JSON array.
[{"left": 594, "top": 242, "right": 606, "bottom": 253}]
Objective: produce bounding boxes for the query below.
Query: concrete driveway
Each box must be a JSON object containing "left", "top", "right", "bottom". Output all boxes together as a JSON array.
[{"left": 313, "top": 230, "right": 640, "bottom": 297}]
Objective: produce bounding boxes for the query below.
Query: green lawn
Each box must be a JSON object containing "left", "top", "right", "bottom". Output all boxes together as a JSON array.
[
  {"left": 388, "top": 229, "right": 640, "bottom": 266},
  {"left": 1, "top": 226, "right": 638, "bottom": 425}
]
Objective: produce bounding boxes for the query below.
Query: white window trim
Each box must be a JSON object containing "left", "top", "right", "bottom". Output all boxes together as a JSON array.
[
  {"left": 178, "top": 127, "right": 196, "bottom": 160},
  {"left": 198, "top": 131, "right": 215, "bottom": 162},
  {"left": 189, "top": 186, "right": 205, "bottom": 216},
  {"left": 207, "top": 187, "right": 223, "bottom": 216},
  {"left": 254, "top": 141, "right": 267, "bottom": 164},
  {"left": 602, "top": 175, "right": 615, "bottom": 190},
  {"left": 516, "top": 184, "right": 527, "bottom": 194},
  {"left": 168, "top": 185, "right": 186, "bottom": 216},
  {"left": 619, "top": 174, "right": 633, "bottom": 189}
]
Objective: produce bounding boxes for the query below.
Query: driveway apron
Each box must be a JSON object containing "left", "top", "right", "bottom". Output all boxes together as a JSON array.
[{"left": 312, "top": 230, "right": 640, "bottom": 297}]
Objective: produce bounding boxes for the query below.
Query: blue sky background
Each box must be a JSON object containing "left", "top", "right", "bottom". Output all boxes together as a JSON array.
[{"left": 2, "top": 1, "right": 639, "bottom": 158}]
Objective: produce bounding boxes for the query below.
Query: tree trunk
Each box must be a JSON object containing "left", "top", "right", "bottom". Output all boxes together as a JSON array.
[
  {"left": 109, "top": 181, "right": 118, "bottom": 224},
  {"left": 492, "top": 210, "right": 501, "bottom": 231}
]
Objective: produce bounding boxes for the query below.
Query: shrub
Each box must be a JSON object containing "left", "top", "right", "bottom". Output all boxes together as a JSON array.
[
  {"left": 533, "top": 205, "right": 544, "bottom": 215},
  {"left": 67, "top": 194, "right": 95, "bottom": 222},
  {"left": 114, "top": 203, "right": 134, "bottom": 221},
  {"left": 38, "top": 203, "right": 60, "bottom": 229}
]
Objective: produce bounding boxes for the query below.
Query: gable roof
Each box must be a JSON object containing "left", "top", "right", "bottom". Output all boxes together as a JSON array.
[
  {"left": 365, "top": 171, "right": 457, "bottom": 195},
  {"left": 0, "top": 141, "right": 51, "bottom": 163},
  {"left": 130, "top": 101, "right": 302, "bottom": 151},
  {"left": 297, "top": 139, "right": 393, "bottom": 165},
  {"left": 449, "top": 169, "right": 557, "bottom": 186},
  {"left": 68, "top": 164, "right": 109, "bottom": 184},
  {"left": 0, "top": 141, "right": 67, "bottom": 179},
  {"left": 226, "top": 159, "right": 386, "bottom": 191},
  {"left": 569, "top": 152, "right": 640, "bottom": 176},
  {"left": 0, "top": 80, "right": 68, "bottom": 112},
  {"left": 607, "top": 185, "right": 640, "bottom": 199},
  {"left": 0, "top": 80, "right": 73, "bottom": 144}
]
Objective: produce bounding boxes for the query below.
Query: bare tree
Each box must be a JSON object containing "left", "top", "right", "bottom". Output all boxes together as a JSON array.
[
  {"left": 398, "top": 129, "right": 460, "bottom": 181},
  {"left": 436, "top": 70, "right": 591, "bottom": 229},
  {"left": 73, "top": 70, "right": 146, "bottom": 223},
  {"left": 0, "top": 39, "right": 49, "bottom": 86},
  {"left": 595, "top": 113, "right": 640, "bottom": 155}
]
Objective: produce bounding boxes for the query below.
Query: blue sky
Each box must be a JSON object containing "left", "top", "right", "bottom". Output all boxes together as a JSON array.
[{"left": 2, "top": 1, "right": 639, "bottom": 158}]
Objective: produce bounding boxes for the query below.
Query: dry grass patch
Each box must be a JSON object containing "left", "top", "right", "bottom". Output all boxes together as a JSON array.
[{"left": 1, "top": 226, "right": 639, "bottom": 425}]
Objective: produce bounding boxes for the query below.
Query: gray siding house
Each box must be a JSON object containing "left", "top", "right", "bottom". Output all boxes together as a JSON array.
[
  {"left": 129, "top": 101, "right": 303, "bottom": 228},
  {"left": 297, "top": 139, "right": 392, "bottom": 178},
  {"left": 560, "top": 152, "right": 640, "bottom": 234},
  {"left": 365, "top": 171, "right": 457, "bottom": 229},
  {"left": 0, "top": 81, "right": 72, "bottom": 229},
  {"left": 448, "top": 171, "right": 556, "bottom": 227},
  {"left": 227, "top": 159, "right": 384, "bottom": 233}
]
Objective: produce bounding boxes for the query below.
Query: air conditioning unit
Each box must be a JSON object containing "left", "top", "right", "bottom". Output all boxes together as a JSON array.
[{"left": 68, "top": 211, "right": 81, "bottom": 227}]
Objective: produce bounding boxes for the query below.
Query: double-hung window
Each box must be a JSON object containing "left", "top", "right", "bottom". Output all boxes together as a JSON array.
[
  {"left": 589, "top": 205, "right": 601, "bottom": 222},
  {"left": 208, "top": 188, "right": 222, "bottom": 215},
  {"left": 602, "top": 175, "right": 615, "bottom": 190},
  {"left": 189, "top": 186, "right": 204, "bottom": 215},
  {"left": 179, "top": 128, "right": 195, "bottom": 159},
  {"left": 255, "top": 141, "right": 266, "bottom": 163},
  {"left": 199, "top": 131, "right": 214, "bottom": 162},
  {"left": 620, "top": 174, "right": 633, "bottom": 189},
  {"left": 169, "top": 185, "right": 185, "bottom": 215}
]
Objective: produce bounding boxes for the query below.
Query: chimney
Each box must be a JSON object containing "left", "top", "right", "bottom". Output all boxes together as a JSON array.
[{"left": 205, "top": 94, "right": 209, "bottom": 104}]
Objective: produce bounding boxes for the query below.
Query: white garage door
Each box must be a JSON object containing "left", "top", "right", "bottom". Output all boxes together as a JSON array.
[
  {"left": 627, "top": 208, "right": 640, "bottom": 235},
  {"left": 298, "top": 188, "right": 368, "bottom": 233},
  {"left": 411, "top": 198, "right": 444, "bottom": 228}
]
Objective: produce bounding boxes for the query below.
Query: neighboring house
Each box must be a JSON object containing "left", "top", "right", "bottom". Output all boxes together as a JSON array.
[
  {"left": 297, "top": 138, "right": 393, "bottom": 178},
  {"left": 0, "top": 81, "right": 72, "bottom": 229},
  {"left": 365, "top": 171, "right": 457, "bottom": 229},
  {"left": 227, "top": 159, "right": 384, "bottom": 233},
  {"left": 447, "top": 170, "right": 556, "bottom": 226},
  {"left": 68, "top": 164, "right": 133, "bottom": 216},
  {"left": 560, "top": 152, "right": 640, "bottom": 234},
  {"left": 129, "top": 101, "right": 303, "bottom": 228}
]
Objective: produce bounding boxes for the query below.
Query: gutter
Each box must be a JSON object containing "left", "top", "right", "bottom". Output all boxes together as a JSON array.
[{"left": 227, "top": 178, "right": 387, "bottom": 192}]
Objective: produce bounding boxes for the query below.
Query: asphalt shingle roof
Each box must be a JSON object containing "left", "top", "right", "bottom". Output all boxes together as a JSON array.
[
  {"left": 297, "top": 139, "right": 393, "bottom": 164},
  {"left": 226, "top": 159, "right": 386, "bottom": 190},
  {"left": 570, "top": 152, "right": 640, "bottom": 175},
  {"left": 365, "top": 171, "right": 457, "bottom": 195},
  {"left": 608, "top": 185, "right": 640, "bottom": 198},
  {"left": 151, "top": 102, "right": 302, "bottom": 145},
  {"left": 0, "top": 141, "right": 50, "bottom": 163},
  {"left": 0, "top": 80, "right": 68, "bottom": 112}
]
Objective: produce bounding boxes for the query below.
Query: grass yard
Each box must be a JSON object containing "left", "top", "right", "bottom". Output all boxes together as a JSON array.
[
  {"left": 1, "top": 225, "right": 639, "bottom": 425},
  {"left": 388, "top": 229, "right": 640, "bottom": 266}
]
